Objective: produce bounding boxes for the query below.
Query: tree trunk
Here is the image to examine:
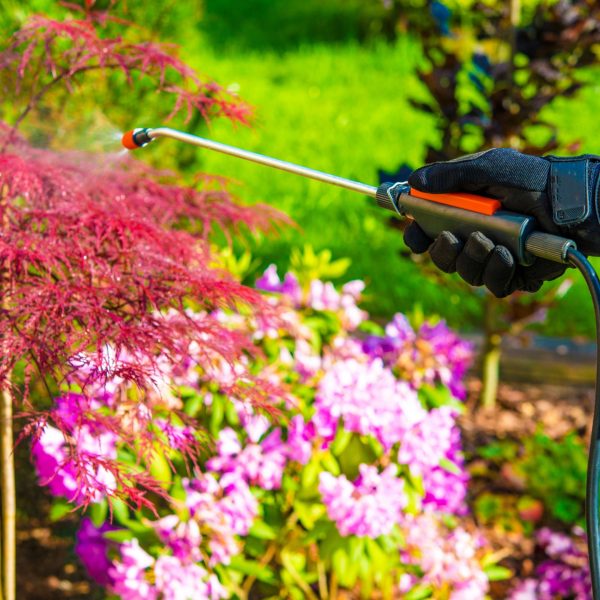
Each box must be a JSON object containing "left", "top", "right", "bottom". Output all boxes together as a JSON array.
[
  {"left": 1, "top": 385, "right": 13, "bottom": 600},
  {"left": 481, "top": 298, "right": 502, "bottom": 410},
  {"left": 481, "top": 334, "right": 502, "bottom": 410}
]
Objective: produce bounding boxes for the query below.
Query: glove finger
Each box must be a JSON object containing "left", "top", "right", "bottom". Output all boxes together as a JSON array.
[
  {"left": 456, "top": 232, "right": 496, "bottom": 287},
  {"left": 482, "top": 245, "right": 516, "bottom": 298},
  {"left": 408, "top": 148, "right": 549, "bottom": 194},
  {"left": 511, "top": 259, "right": 567, "bottom": 292},
  {"left": 429, "top": 231, "right": 462, "bottom": 273},
  {"left": 403, "top": 221, "right": 432, "bottom": 254}
]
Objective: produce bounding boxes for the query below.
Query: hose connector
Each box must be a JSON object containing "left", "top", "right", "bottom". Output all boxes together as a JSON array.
[{"left": 122, "top": 128, "right": 153, "bottom": 150}]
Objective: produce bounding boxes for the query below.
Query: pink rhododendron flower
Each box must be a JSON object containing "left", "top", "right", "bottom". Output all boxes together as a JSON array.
[
  {"left": 256, "top": 264, "right": 302, "bottom": 305},
  {"left": 308, "top": 279, "right": 367, "bottom": 329},
  {"left": 319, "top": 464, "right": 407, "bottom": 537},
  {"left": 154, "top": 556, "right": 227, "bottom": 600},
  {"left": 286, "top": 415, "right": 315, "bottom": 464},
  {"left": 32, "top": 426, "right": 79, "bottom": 499},
  {"left": 341, "top": 279, "right": 366, "bottom": 299},
  {"left": 155, "top": 516, "right": 202, "bottom": 562},
  {"left": 308, "top": 280, "right": 340, "bottom": 311},
  {"left": 109, "top": 539, "right": 229, "bottom": 600},
  {"left": 109, "top": 539, "right": 157, "bottom": 600},
  {"left": 232, "top": 400, "right": 271, "bottom": 443},
  {"left": 397, "top": 406, "right": 469, "bottom": 514},
  {"left": 402, "top": 513, "right": 488, "bottom": 599},
  {"left": 509, "top": 579, "right": 538, "bottom": 600},
  {"left": 314, "top": 358, "right": 425, "bottom": 449},
  {"left": 32, "top": 418, "right": 117, "bottom": 503},
  {"left": 422, "top": 463, "right": 469, "bottom": 515},
  {"left": 156, "top": 419, "right": 197, "bottom": 451},
  {"left": 183, "top": 471, "right": 257, "bottom": 565},
  {"left": 398, "top": 407, "right": 457, "bottom": 473},
  {"left": 208, "top": 427, "right": 287, "bottom": 490},
  {"left": 362, "top": 314, "right": 473, "bottom": 399},
  {"left": 419, "top": 321, "right": 473, "bottom": 399},
  {"left": 294, "top": 339, "right": 322, "bottom": 380}
]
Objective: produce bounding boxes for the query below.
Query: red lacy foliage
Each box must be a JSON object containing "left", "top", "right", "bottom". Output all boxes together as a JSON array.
[
  {"left": 0, "top": 126, "right": 283, "bottom": 394},
  {"left": 0, "top": 5, "right": 290, "bottom": 506},
  {"left": 2, "top": 6, "right": 251, "bottom": 127},
  {"left": 0, "top": 127, "right": 288, "bottom": 505}
]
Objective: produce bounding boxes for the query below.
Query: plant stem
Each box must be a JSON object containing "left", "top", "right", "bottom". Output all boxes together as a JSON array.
[
  {"left": 317, "top": 559, "right": 328, "bottom": 600},
  {"left": 241, "top": 541, "right": 277, "bottom": 596},
  {"left": 329, "top": 571, "right": 338, "bottom": 600},
  {"left": 0, "top": 386, "right": 14, "bottom": 600},
  {"left": 281, "top": 555, "right": 318, "bottom": 600}
]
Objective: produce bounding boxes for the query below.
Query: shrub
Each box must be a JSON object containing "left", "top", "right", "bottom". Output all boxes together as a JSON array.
[{"left": 36, "top": 261, "right": 505, "bottom": 599}]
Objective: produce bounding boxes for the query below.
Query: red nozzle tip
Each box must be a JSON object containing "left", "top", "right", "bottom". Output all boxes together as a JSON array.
[{"left": 122, "top": 130, "right": 139, "bottom": 150}]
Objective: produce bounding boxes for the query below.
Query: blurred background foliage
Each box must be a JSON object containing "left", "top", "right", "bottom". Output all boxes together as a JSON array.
[{"left": 2, "top": 0, "right": 600, "bottom": 337}]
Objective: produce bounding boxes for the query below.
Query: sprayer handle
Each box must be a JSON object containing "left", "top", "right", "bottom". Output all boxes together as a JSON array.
[{"left": 376, "top": 182, "right": 576, "bottom": 265}]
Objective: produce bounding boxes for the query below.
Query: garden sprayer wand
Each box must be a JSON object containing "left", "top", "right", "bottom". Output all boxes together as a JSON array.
[{"left": 123, "top": 125, "right": 600, "bottom": 597}]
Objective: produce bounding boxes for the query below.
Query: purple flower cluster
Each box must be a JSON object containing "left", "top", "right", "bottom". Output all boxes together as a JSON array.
[
  {"left": 74, "top": 518, "right": 116, "bottom": 586},
  {"left": 314, "top": 359, "right": 468, "bottom": 514},
  {"left": 155, "top": 516, "right": 202, "bottom": 563},
  {"left": 293, "top": 338, "right": 322, "bottom": 381},
  {"left": 363, "top": 313, "right": 473, "bottom": 399},
  {"left": 67, "top": 268, "right": 483, "bottom": 596},
  {"left": 109, "top": 539, "right": 156, "bottom": 600},
  {"left": 308, "top": 279, "right": 367, "bottom": 329},
  {"left": 255, "top": 264, "right": 302, "bottom": 304},
  {"left": 207, "top": 427, "right": 288, "bottom": 490},
  {"left": 108, "top": 539, "right": 227, "bottom": 600},
  {"left": 256, "top": 265, "right": 367, "bottom": 330},
  {"left": 77, "top": 470, "right": 257, "bottom": 599},
  {"left": 509, "top": 527, "right": 591, "bottom": 599},
  {"left": 32, "top": 393, "right": 117, "bottom": 502},
  {"left": 319, "top": 464, "right": 407, "bottom": 537},
  {"left": 154, "top": 556, "right": 226, "bottom": 600},
  {"left": 398, "top": 406, "right": 468, "bottom": 514},
  {"left": 314, "top": 358, "right": 425, "bottom": 449},
  {"left": 401, "top": 513, "right": 489, "bottom": 599},
  {"left": 183, "top": 471, "right": 258, "bottom": 565},
  {"left": 286, "top": 415, "right": 315, "bottom": 465}
]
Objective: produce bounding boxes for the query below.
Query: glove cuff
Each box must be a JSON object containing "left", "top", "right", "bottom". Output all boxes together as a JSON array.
[{"left": 547, "top": 157, "right": 595, "bottom": 226}]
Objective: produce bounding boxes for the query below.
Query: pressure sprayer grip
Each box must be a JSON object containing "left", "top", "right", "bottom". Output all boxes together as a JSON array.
[{"left": 376, "top": 182, "right": 576, "bottom": 265}]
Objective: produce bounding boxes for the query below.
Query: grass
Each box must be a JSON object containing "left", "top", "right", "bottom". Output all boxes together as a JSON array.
[
  {"left": 147, "top": 38, "right": 600, "bottom": 337},
  {"left": 165, "top": 40, "right": 483, "bottom": 328}
]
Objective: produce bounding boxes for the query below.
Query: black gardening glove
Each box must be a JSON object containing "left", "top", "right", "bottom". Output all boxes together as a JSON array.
[{"left": 404, "top": 148, "right": 600, "bottom": 297}]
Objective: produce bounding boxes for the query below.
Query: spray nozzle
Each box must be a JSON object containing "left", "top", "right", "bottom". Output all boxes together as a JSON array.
[{"left": 122, "top": 128, "right": 153, "bottom": 150}]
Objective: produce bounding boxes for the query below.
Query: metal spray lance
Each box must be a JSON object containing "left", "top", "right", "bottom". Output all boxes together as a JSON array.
[{"left": 122, "top": 127, "right": 576, "bottom": 266}]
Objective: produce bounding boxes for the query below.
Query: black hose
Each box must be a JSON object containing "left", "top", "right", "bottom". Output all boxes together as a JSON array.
[{"left": 567, "top": 248, "right": 600, "bottom": 597}]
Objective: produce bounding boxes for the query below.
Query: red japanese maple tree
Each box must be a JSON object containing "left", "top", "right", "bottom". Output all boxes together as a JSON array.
[{"left": 0, "top": 4, "right": 285, "bottom": 599}]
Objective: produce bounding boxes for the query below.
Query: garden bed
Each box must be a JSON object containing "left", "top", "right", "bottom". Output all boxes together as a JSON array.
[{"left": 16, "top": 376, "right": 594, "bottom": 599}]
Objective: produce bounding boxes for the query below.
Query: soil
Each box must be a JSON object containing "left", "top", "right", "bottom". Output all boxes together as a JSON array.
[{"left": 14, "top": 377, "right": 596, "bottom": 598}]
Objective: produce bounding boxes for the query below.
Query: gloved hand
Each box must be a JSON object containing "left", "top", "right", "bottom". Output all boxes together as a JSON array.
[{"left": 404, "top": 148, "right": 600, "bottom": 297}]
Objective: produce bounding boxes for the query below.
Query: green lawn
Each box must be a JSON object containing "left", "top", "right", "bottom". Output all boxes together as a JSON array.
[{"left": 150, "top": 38, "right": 600, "bottom": 337}]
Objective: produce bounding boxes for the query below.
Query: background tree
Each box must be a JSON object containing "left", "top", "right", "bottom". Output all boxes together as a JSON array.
[{"left": 384, "top": 0, "right": 600, "bottom": 407}]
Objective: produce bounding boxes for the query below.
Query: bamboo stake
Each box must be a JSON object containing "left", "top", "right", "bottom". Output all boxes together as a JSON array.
[
  {"left": 0, "top": 183, "right": 13, "bottom": 600},
  {"left": 0, "top": 386, "right": 14, "bottom": 600}
]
